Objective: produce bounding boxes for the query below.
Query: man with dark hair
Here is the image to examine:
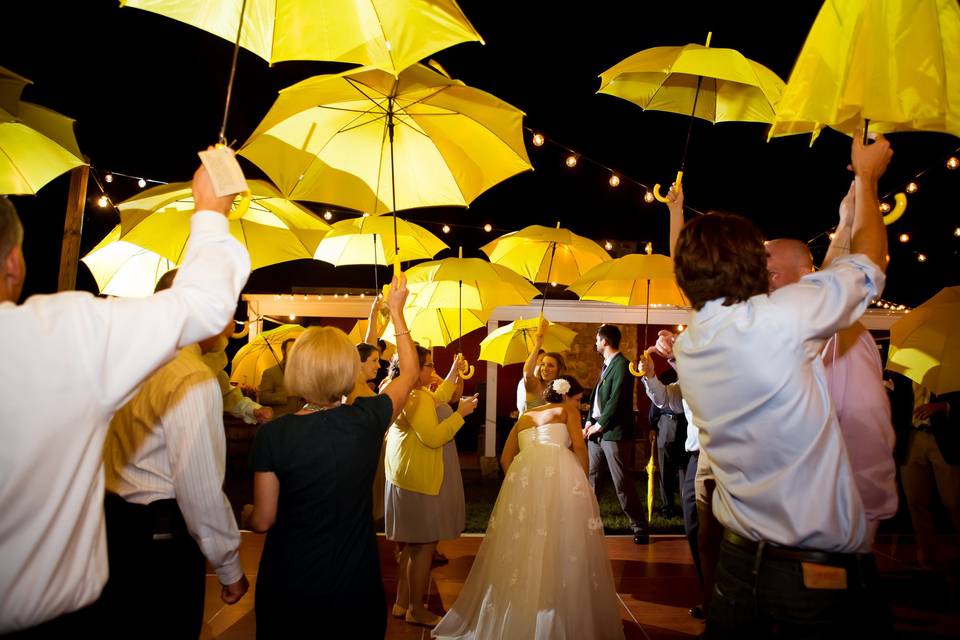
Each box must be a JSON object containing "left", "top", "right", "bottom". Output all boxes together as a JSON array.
[
  {"left": 0, "top": 161, "right": 250, "bottom": 634},
  {"left": 585, "top": 323, "right": 649, "bottom": 544},
  {"left": 672, "top": 133, "right": 893, "bottom": 638}
]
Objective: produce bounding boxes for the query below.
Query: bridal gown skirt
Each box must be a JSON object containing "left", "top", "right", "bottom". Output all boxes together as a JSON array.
[{"left": 433, "top": 423, "right": 625, "bottom": 640}]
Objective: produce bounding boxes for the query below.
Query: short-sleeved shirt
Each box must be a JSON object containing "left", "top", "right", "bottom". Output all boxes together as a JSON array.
[{"left": 250, "top": 395, "right": 392, "bottom": 611}]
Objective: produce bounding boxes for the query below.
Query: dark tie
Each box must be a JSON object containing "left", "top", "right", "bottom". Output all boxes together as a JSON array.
[{"left": 599, "top": 361, "right": 607, "bottom": 381}]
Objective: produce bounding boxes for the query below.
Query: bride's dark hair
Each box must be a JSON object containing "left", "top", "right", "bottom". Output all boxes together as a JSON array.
[{"left": 542, "top": 374, "right": 584, "bottom": 403}]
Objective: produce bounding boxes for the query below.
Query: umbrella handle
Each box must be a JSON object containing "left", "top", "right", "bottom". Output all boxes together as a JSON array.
[
  {"left": 628, "top": 360, "right": 645, "bottom": 378},
  {"left": 459, "top": 359, "right": 476, "bottom": 379},
  {"left": 653, "top": 170, "right": 684, "bottom": 203},
  {"left": 882, "top": 192, "right": 908, "bottom": 225},
  {"left": 231, "top": 320, "right": 250, "bottom": 339},
  {"left": 227, "top": 191, "right": 251, "bottom": 221}
]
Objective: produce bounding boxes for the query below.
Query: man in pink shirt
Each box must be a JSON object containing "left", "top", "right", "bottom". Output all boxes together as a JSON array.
[{"left": 766, "top": 181, "right": 898, "bottom": 542}]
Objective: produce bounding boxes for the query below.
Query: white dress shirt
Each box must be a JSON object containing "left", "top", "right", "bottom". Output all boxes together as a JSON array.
[
  {"left": 674, "top": 254, "right": 884, "bottom": 553},
  {"left": 642, "top": 376, "right": 699, "bottom": 453},
  {"left": 590, "top": 353, "right": 616, "bottom": 424},
  {"left": 0, "top": 211, "right": 249, "bottom": 632},
  {"left": 104, "top": 344, "right": 243, "bottom": 586}
]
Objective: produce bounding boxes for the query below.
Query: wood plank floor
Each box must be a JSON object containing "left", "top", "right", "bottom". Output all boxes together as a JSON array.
[{"left": 199, "top": 533, "right": 960, "bottom": 639}]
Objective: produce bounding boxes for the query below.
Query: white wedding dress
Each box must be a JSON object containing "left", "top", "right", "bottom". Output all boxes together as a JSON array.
[{"left": 433, "top": 423, "right": 625, "bottom": 640}]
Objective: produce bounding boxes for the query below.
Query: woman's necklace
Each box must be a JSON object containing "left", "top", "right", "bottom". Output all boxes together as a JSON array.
[{"left": 302, "top": 401, "right": 341, "bottom": 412}]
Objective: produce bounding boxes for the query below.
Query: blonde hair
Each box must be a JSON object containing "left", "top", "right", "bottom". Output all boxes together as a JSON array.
[{"left": 284, "top": 327, "right": 359, "bottom": 403}]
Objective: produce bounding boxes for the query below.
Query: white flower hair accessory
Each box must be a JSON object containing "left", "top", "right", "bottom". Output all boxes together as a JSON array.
[{"left": 552, "top": 378, "right": 571, "bottom": 395}]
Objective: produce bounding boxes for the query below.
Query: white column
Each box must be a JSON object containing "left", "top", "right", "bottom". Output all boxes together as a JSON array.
[{"left": 484, "top": 320, "right": 498, "bottom": 458}]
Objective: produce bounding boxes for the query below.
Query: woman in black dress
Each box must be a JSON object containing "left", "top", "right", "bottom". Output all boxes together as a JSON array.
[{"left": 247, "top": 275, "right": 418, "bottom": 639}]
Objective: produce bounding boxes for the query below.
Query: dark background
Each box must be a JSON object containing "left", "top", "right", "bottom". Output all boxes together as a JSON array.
[{"left": 2, "top": 2, "right": 958, "bottom": 305}]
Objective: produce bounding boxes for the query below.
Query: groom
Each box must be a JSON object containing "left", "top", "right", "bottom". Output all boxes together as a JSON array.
[{"left": 584, "top": 324, "right": 649, "bottom": 544}]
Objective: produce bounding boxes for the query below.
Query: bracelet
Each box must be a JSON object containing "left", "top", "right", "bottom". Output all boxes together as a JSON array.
[{"left": 394, "top": 330, "right": 411, "bottom": 337}]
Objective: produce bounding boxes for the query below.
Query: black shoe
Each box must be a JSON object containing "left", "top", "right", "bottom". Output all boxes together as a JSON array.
[
  {"left": 688, "top": 605, "right": 705, "bottom": 620},
  {"left": 632, "top": 531, "right": 649, "bottom": 545}
]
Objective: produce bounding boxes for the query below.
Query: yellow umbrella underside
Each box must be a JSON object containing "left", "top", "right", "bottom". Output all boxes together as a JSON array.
[
  {"left": 887, "top": 286, "right": 960, "bottom": 395},
  {"left": 478, "top": 317, "right": 576, "bottom": 366},
  {"left": 568, "top": 254, "right": 688, "bottom": 307},
  {"left": 480, "top": 225, "right": 611, "bottom": 285}
]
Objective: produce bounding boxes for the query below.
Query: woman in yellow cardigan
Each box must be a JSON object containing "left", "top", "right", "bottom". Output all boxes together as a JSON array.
[{"left": 385, "top": 348, "right": 479, "bottom": 627}]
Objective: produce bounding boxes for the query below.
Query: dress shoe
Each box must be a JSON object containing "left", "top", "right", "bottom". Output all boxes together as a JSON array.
[
  {"left": 689, "top": 605, "right": 705, "bottom": 620},
  {"left": 405, "top": 610, "right": 442, "bottom": 627},
  {"left": 391, "top": 604, "right": 407, "bottom": 618},
  {"left": 633, "top": 530, "right": 649, "bottom": 545}
]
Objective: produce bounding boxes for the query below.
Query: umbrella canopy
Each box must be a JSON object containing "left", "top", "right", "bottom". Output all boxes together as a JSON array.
[
  {"left": 381, "top": 304, "right": 489, "bottom": 348},
  {"left": 478, "top": 317, "right": 576, "bottom": 366},
  {"left": 115, "top": 179, "right": 330, "bottom": 270},
  {"left": 120, "top": 0, "right": 483, "bottom": 76},
  {"left": 80, "top": 226, "right": 176, "bottom": 297},
  {"left": 239, "top": 63, "right": 531, "bottom": 214},
  {"left": 315, "top": 215, "right": 447, "bottom": 266},
  {"left": 568, "top": 253, "right": 688, "bottom": 307},
  {"left": 598, "top": 34, "right": 785, "bottom": 199},
  {"left": 769, "top": 0, "right": 960, "bottom": 141},
  {"left": 0, "top": 66, "right": 84, "bottom": 195},
  {"left": 403, "top": 256, "right": 541, "bottom": 311},
  {"left": 480, "top": 224, "right": 611, "bottom": 285},
  {"left": 887, "top": 287, "right": 960, "bottom": 395},
  {"left": 230, "top": 324, "right": 304, "bottom": 388}
]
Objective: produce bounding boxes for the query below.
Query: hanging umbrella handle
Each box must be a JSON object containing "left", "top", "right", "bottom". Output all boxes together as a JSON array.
[
  {"left": 653, "top": 170, "right": 684, "bottom": 203},
  {"left": 231, "top": 319, "right": 250, "bottom": 339},
  {"left": 628, "top": 360, "right": 645, "bottom": 378},
  {"left": 459, "top": 358, "right": 476, "bottom": 379},
  {"left": 882, "top": 192, "right": 908, "bottom": 225}
]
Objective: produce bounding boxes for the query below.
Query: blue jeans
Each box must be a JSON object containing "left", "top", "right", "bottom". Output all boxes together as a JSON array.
[{"left": 705, "top": 532, "right": 892, "bottom": 639}]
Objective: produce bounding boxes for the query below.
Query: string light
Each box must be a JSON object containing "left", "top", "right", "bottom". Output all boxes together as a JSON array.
[
  {"left": 531, "top": 133, "right": 545, "bottom": 147},
  {"left": 362, "top": 212, "right": 370, "bottom": 217},
  {"left": 917, "top": 253, "right": 927, "bottom": 262},
  {"left": 483, "top": 223, "right": 492, "bottom": 232},
  {"left": 97, "top": 196, "right": 109, "bottom": 208},
  {"left": 137, "top": 178, "right": 147, "bottom": 188},
  {"left": 104, "top": 173, "right": 113, "bottom": 183},
  {"left": 954, "top": 227, "right": 960, "bottom": 237},
  {"left": 608, "top": 174, "right": 620, "bottom": 188},
  {"left": 905, "top": 182, "right": 918, "bottom": 194},
  {"left": 676, "top": 324, "right": 685, "bottom": 331},
  {"left": 289, "top": 314, "right": 296, "bottom": 320},
  {"left": 828, "top": 232, "right": 836, "bottom": 240},
  {"left": 899, "top": 233, "right": 910, "bottom": 243},
  {"left": 948, "top": 157, "right": 959, "bottom": 170},
  {"left": 604, "top": 241, "right": 613, "bottom": 250},
  {"left": 644, "top": 241, "right": 653, "bottom": 255},
  {"left": 442, "top": 224, "right": 451, "bottom": 234},
  {"left": 879, "top": 202, "right": 891, "bottom": 213},
  {"left": 323, "top": 211, "right": 333, "bottom": 220},
  {"left": 643, "top": 191, "right": 655, "bottom": 204}
]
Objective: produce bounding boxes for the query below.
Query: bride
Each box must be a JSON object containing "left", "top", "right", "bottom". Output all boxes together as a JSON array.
[{"left": 433, "top": 375, "right": 625, "bottom": 640}]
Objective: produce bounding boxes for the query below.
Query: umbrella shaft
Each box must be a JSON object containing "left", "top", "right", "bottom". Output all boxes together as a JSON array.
[
  {"left": 219, "top": 0, "right": 249, "bottom": 144},
  {"left": 679, "top": 75, "right": 705, "bottom": 172}
]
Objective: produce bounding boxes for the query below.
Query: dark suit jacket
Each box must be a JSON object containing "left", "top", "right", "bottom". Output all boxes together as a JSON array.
[
  {"left": 890, "top": 372, "right": 960, "bottom": 466},
  {"left": 588, "top": 352, "right": 636, "bottom": 442}
]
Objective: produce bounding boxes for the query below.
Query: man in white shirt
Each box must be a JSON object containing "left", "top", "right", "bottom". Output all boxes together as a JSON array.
[
  {"left": 672, "top": 133, "right": 892, "bottom": 638},
  {"left": 101, "top": 314, "right": 248, "bottom": 637},
  {"left": 0, "top": 160, "right": 250, "bottom": 635}
]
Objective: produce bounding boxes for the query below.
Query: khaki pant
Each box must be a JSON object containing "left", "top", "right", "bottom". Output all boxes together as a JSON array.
[{"left": 900, "top": 430, "right": 960, "bottom": 565}]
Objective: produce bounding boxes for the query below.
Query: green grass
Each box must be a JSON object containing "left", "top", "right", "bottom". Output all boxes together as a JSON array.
[{"left": 462, "top": 469, "right": 684, "bottom": 534}]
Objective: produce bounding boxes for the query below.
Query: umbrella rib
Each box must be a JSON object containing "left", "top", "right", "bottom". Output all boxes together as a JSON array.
[{"left": 0, "top": 142, "right": 36, "bottom": 192}]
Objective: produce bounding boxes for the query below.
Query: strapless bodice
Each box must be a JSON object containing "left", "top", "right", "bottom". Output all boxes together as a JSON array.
[{"left": 518, "top": 422, "right": 571, "bottom": 450}]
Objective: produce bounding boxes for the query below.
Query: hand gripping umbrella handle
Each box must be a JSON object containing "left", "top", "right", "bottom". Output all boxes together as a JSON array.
[
  {"left": 628, "top": 360, "right": 645, "bottom": 378},
  {"left": 882, "top": 193, "right": 908, "bottom": 225},
  {"left": 653, "top": 170, "right": 684, "bottom": 203}
]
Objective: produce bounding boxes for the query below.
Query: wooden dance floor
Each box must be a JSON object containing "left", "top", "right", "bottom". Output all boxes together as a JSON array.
[{"left": 199, "top": 533, "right": 960, "bottom": 639}]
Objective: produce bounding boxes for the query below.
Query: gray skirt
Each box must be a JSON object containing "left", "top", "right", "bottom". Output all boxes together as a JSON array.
[{"left": 384, "top": 439, "right": 465, "bottom": 543}]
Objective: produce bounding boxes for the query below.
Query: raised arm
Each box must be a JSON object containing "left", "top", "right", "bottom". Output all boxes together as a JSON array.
[
  {"left": 665, "top": 183, "right": 684, "bottom": 257},
  {"left": 822, "top": 181, "right": 855, "bottom": 269},
  {"left": 379, "top": 276, "right": 418, "bottom": 424},
  {"left": 363, "top": 298, "right": 383, "bottom": 345},
  {"left": 850, "top": 132, "right": 892, "bottom": 272},
  {"left": 522, "top": 318, "right": 548, "bottom": 392}
]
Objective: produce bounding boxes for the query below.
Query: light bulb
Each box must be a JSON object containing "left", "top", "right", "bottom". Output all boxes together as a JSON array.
[
  {"left": 947, "top": 157, "right": 959, "bottom": 170},
  {"left": 644, "top": 241, "right": 653, "bottom": 255},
  {"left": 899, "top": 233, "right": 910, "bottom": 243},
  {"left": 137, "top": 178, "right": 147, "bottom": 188},
  {"left": 323, "top": 211, "right": 333, "bottom": 220},
  {"left": 905, "top": 182, "right": 918, "bottom": 194},
  {"left": 604, "top": 241, "right": 613, "bottom": 250},
  {"left": 879, "top": 202, "right": 891, "bottom": 213},
  {"left": 828, "top": 232, "right": 836, "bottom": 240},
  {"left": 954, "top": 227, "right": 960, "bottom": 237},
  {"left": 362, "top": 212, "right": 370, "bottom": 217},
  {"left": 483, "top": 223, "right": 492, "bottom": 232},
  {"left": 676, "top": 324, "right": 685, "bottom": 331},
  {"left": 442, "top": 224, "right": 451, "bottom": 234},
  {"left": 643, "top": 191, "right": 655, "bottom": 203},
  {"left": 97, "top": 195, "right": 108, "bottom": 208},
  {"left": 917, "top": 253, "right": 927, "bottom": 262},
  {"left": 303, "top": 295, "right": 308, "bottom": 300},
  {"left": 550, "top": 282, "right": 557, "bottom": 287},
  {"left": 565, "top": 155, "right": 578, "bottom": 168},
  {"left": 289, "top": 314, "right": 296, "bottom": 320},
  {"left": 104, "top": 173, "right": 113, "bottom": 183},
  {"left": 360, "top": 293, "right": 365, "bottom": 298},
  {"left": 532, "top": 133, "right": 544, "bottom": 147},
  {"left": 609, "top": 174, "right": 620, "bottom": 188}
]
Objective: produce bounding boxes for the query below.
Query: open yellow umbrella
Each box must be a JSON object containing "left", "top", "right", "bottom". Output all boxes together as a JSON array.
[
  {"left": 230, "top": 324, "right": 303, "bottom": 389},
  {"left": 380, "top": 304, "right": 489, "bottom": 348},
  {"left": 80, "top": 226, "right": 176, "bottom": 297},
  {"left": 598, "top": 33, "right": 785, "bottom": 201},
  {"left": 0, "top": 66, "right": 84, "bottom": 195},
  {"left": 887, "top": 287, "right": 960, "bottom": 395},
  {"left": 478, "top": 317, "right": 576, "bottom": 366},
  {"left": 315, "top": 216, "right": 447, "bottom": 265},
  {"left": 768, "top": 0, "right": 960, "bottom": 142},
  {"left": 115, "top": 179, "right": 330, "bottom": 270},
  {"left": 404, "top": 256, "right": 540, "bottom": 311},
  {"left": 240, "top": 63, "right": 531, "bottom": 251},
  {"left": 480, "top": 223, "right": 611, "bottom": 285}
]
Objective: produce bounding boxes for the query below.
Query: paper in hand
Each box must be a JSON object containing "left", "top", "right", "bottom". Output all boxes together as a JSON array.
[{"left": 198, "top": 147, "right": 248, "bottom": 197}]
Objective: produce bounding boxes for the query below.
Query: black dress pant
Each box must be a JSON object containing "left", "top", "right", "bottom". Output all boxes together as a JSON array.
[
  {"left": 680, "top": 450, "right": 702, "bottom": 586},
  {"left": 99, "top": 495, "right": 206, "bottom": 639}
]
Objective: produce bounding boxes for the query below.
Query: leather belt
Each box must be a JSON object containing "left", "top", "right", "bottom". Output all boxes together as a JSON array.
[{"left": 723, "top": 529, "right": 869, "bottom": 570}]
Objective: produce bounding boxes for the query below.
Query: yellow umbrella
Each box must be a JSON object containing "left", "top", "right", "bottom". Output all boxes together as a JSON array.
[
  {"left": 80, "top": 226, "right": 176, "bottom": 297},
  {"left": 404, "top": 256, "right": 541, "bottom": 311},
  {"left": 478, "top": 317, "right": 576, "bottom": 366},
  {"left": 381, "top": 304, "right": 489, "bottom": 348},
  {"left": 598, "top": 33, "right": 785, "bottom": 200},
  {"left": 769, "top": 0, "right": 960, "bottom": 142},
  {"left": 480, "top": 223, "right": 611, "bottom": 285},
  {"left": 230, "top": 324, "right": 303, "bottom": 389},
  {"left": 120, "top": 0, "right": 483, "bottom": 76},
  {"left": 887, "top": 287, "right": 960, "bottom": 395},
  {"left": 315, "top": 216, "right": 448, "bottom": 266},
  {"left": 240, "top": 63, "right": 531, "bottom": 251},
  {"left": 115, "top": 179, "right": 330, "bottom": 270},
  {"left": 0, "top": 67, "right": 84, "bottom": 195}
]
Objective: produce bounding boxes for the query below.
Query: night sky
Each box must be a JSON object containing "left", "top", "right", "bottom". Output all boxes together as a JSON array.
[{"left": 3, "top": 2, "right": 958, "bottom": 306}]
